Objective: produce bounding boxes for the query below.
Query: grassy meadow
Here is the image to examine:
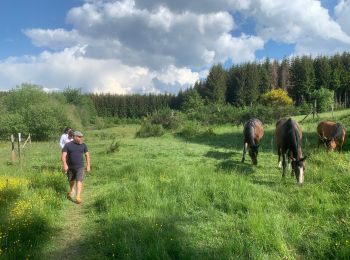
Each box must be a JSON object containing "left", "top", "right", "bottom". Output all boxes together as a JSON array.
[{"left": 1, "top": 110, "right": 350, "bottom": 259}]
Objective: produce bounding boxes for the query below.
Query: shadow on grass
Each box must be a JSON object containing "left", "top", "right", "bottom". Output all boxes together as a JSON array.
[
  {"left": 177, "top": 126, "right": 350, "bottom": 155},
  {"left": 80, "top": 216, "right": 239, "bottom": 259},
  {"left": 216, "top": 159, "right": 255, "bottom": 175},
  {"left": 176, "top": 129, "right": 278, "bottom": 153},
  {"left": 205, "top": 150, "right": 238, "bottom": 160}
]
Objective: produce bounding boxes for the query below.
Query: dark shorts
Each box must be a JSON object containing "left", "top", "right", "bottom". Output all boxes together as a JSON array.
[{"left": 67, "top": 168, "right": 85, "bottom": 182}]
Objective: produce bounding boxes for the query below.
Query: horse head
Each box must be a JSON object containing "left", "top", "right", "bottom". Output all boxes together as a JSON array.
[
  {"left": 327, "top": 138, "right": 337, "bottom": 151},
  {"left": 291, "top": 156, "right": 307, "bottom": 184}
]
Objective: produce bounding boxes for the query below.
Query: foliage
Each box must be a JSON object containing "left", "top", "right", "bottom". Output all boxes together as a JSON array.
[
  {"left": 2, "top": 109, "right": 350, "bottom": 259},
  {"left": 310, "top": 88, "right": 334, "bottom": 113},
  {"left": 179, "top": 88, "right": 204, "bottom": 112},
  {"left": 0, "top": 113, "right": 28, "bottom": 139},
  {"left": 201, "top": 64, "right": 228, "bottom": 104},
  {"left": 260, "top": 89, "right": 293, "bottom": 106},
  {"left": 149, "top": 108, "right": 183, "bottom": 130},
  {"left": 0, "top": 172, "right": 65, "bottom": 259},
  {"left": 0, "top": 84, "right": 72, "bottom": 140},
  {"left": 106, "top": 139, "right": 120, "bottom": 154},
  {"left": 63, "top": 87, "right": 98, "bottom": 126},
  {"left": 136, "top": 121, "right": 165, "bottom": 138},
  {"left": 90, "top": 93, "right": 176, "bottom": 118},
  {"left": 179, "top": 120, "right": 202, "bottom": 139},
  {"left": 240, "top": 104, "right": 297, "bottom": 124}
]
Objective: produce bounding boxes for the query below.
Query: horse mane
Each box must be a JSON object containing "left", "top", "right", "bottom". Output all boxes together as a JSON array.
[
  {"left": 332, "top": 123, "right": 344, "bottom": 140},
  {"left": 286, "top": 118, "right": 301, "bottom": 159}
]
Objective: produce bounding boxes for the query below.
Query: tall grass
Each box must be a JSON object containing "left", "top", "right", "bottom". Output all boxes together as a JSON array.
[{"left": 0, "top": 111, "right": 350, "bottom": 259}]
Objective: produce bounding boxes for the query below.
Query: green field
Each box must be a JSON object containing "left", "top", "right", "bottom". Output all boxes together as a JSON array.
[{"left": 1, "top": 110, "right": 350, "bottom": 259}]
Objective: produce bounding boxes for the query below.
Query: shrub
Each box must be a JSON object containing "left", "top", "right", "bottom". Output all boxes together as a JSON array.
[
  {"left": 260, "top": 89, "right": 293, "bottom": 106},
  {"left": 237, "top": 104, "right": 297, "bottom": 124},
  {"left": 180, "top": 120, "right": 202, "bottom": 139},
  {"left": 136, "top": 122, "right": 165, "bottom": 138},
  {"left": 187, "top": 104, "right": 243, "bottom": 125},
  {"left": 24, "top": 104, "right": 68, "bottom": 141},
  {"left": 106, "top": 139, "right": 120, "bottom": 154},
  {"left": 181, "top": 89, "right": 204, "bottom": 112},
  {"left": 0, "top": 113, "right": 28, "bottom": 139},
  {"left": 149, "top": 108, "right": 183, "bottom": 130},
  {"left": 0, "top": 84, "right": 73, "bottom": 141},
  {"left": 310, "top": 88, "right": 334, "bottom": 113}
]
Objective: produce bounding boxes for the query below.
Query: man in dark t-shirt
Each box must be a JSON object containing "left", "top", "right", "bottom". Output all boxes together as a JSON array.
[{"left": 61, "top": 131, "right": 90, "bottom": 204}]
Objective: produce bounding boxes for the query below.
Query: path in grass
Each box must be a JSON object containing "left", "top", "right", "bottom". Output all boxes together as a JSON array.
[{"left": 42, "top": 185, "right": 93, "bottom": 260}]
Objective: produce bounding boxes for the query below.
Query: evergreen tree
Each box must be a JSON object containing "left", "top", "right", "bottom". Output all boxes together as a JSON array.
[
  {"left": 203, "top": 64, "right": 228, "bottom": 103},
  {"left": 244, "top": 62, "right": 259, "bottom": 105},
  {"left": 289, "top": 56, "right": 315, "bottom": 105},
  {"left": 314, "top": 56, "right": 331, "bottom": 90},
  {"left": 258, "top": 58, "right": 272, "bottom": 94},
  {"left": 278, "top": 58, "right": 290, "bottom": 90}
]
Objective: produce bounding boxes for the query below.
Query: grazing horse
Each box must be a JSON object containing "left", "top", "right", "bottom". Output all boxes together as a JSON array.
[
  {"left": 317, "top": 121, "right": 346, "bottom": 152},
  {"left": 275, "top": 118, "right": 307, "bottom": 184},
  {"left": 241, "top": 118, "right": 264, "bottom": 165}
]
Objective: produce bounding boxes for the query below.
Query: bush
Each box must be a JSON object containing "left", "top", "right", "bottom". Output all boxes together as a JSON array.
[
  {"left": 310, "top": 88, "right": 334, "bottom": 113},
  {"left": 260, "top": 89, "right": 293, "bottom": 106},
  {"left": 0, "top": 113, "right": 28, "bottom": 139},
  {"left": 136, "top": 122, "right": 165, "bottom": 138},
  {"left": 187, "top": 104, "right": 243, "bottom": 125},
  {"left": 149, "top": 108, "right": 183, "bottom": 130},
  {"left": 0, "top": 84, "right": 74, "bottom": 141},
  {"left": 106, "top": 139, "right": 120, "bottom": 154},
  {"left": 180, "top": 89, "right": 204, "bottom": 112},
  {"left": 240, "top": 104, "right": 297, "bottom": 124},
  {"left": 180, "top": 121, "right": 202, "bottom": 139},
  {"left": 24, "top": 104, "right": 68, "bottom": 141}
]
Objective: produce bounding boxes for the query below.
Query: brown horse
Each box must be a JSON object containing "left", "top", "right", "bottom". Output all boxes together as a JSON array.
[
  {"left": 317, "top": 121, "right": 346, "bottom": 152},
  {"left": 275, "top": 118, "right": 306, "bottom": 184},
  {"left": 241, "top": 118, "right": 264, "bottom": 165}
]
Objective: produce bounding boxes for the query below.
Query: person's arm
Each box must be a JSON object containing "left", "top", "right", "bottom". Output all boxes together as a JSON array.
[
  {"left": 85, "top": 152, "right": 90, "bottom": 172},
  {"left": 61, "top": 151, "right": 69, "bottom": 172}
]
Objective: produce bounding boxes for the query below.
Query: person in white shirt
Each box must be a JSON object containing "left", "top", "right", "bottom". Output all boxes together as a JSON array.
[{"left": 59, "top": 127, "right": 71, "bottom": 149}]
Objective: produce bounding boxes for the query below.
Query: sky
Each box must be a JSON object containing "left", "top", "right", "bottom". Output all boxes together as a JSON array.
[{"left": 0, "top": 0, "right": 350, "bottom": 94}]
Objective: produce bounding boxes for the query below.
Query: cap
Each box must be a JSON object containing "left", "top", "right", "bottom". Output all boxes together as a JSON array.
[{"left": 73, "top": 131, "right": 84, "bottom": 137}]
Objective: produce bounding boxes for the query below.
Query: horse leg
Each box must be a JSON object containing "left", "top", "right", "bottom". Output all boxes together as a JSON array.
[
  {"left": 282, "top": 153, "right": 287, "bottom": 178},
  {"left": 241, "top": 142, "right": 247, "bottom": 163},
  {"left": 277, "top": 148, "right": 282, "bottom": 168}
]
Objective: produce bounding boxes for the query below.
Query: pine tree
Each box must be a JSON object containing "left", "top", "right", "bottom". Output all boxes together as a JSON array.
[{"left": 203, "top": 64, "right": 228, "bottom": 104}]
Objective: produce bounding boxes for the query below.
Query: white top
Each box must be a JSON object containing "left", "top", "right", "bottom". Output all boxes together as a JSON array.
[{"left": 59, "top": 133, "right": 69, "bottom": 149}]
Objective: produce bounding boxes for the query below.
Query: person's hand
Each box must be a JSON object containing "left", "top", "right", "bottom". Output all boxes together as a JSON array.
[
  {"left": 86, "top": 165, "right": 91, "bottom": 172},
  {"left": 63, "top": 164, "right": 69, "bottom": 173}
]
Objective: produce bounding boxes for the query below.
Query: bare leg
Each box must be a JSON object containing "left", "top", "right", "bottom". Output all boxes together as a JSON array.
[
  {"left": 69, "top": 181, "right": 75, "bottom": 194},
  {"left": 76, "top": 181, "right": 83, "bottom": 201}
]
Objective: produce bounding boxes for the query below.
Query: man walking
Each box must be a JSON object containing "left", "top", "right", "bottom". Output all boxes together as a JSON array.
[{"left": 61, "top": 131, "right": 90, "bottom": 204}]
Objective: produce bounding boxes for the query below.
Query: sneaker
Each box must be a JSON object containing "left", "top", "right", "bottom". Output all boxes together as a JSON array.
[
  {"left": 76, "top": 197, "right": 82, "bottom": 204},
  {"left": 67, "top": 192, "right": 72, "bottom": 200}
]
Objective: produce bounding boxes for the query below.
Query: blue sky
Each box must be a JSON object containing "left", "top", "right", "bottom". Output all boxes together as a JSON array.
[{"left": 0, "top": 0, "right": 349, "bottom": 94}]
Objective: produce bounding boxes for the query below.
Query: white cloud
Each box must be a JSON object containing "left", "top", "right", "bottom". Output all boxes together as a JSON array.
[
  {"left": 335, "top": 0, "right": 350, "bottom": 35},
  {"left": 245, "top": 0, "right": 350, "bottom": 55},
  {"left": 1, "top": 0, "right": 350, "bottom": 93},
  {"left": 23, "top": 28, "right": 84, "bottom": 49},
  {"left": 0, "top": 46, "right": 199, "bottom": 94}
]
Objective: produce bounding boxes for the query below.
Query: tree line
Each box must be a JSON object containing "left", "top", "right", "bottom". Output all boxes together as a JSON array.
[{"left": 90, "top": 52, "right": 350, "bottom": 118}]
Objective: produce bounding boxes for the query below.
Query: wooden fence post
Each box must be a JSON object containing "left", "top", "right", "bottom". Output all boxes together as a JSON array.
[
  {"left": 18, "top": 133, "right": 21, "bottom": 159},
  {"left": 11, "top": 134, "right": 15, "bottom": 163}
]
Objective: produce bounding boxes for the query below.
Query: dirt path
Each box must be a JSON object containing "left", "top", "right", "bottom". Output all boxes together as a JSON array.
[{"left": 42, "top": 187, "right": 91, "bottom": 260}]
